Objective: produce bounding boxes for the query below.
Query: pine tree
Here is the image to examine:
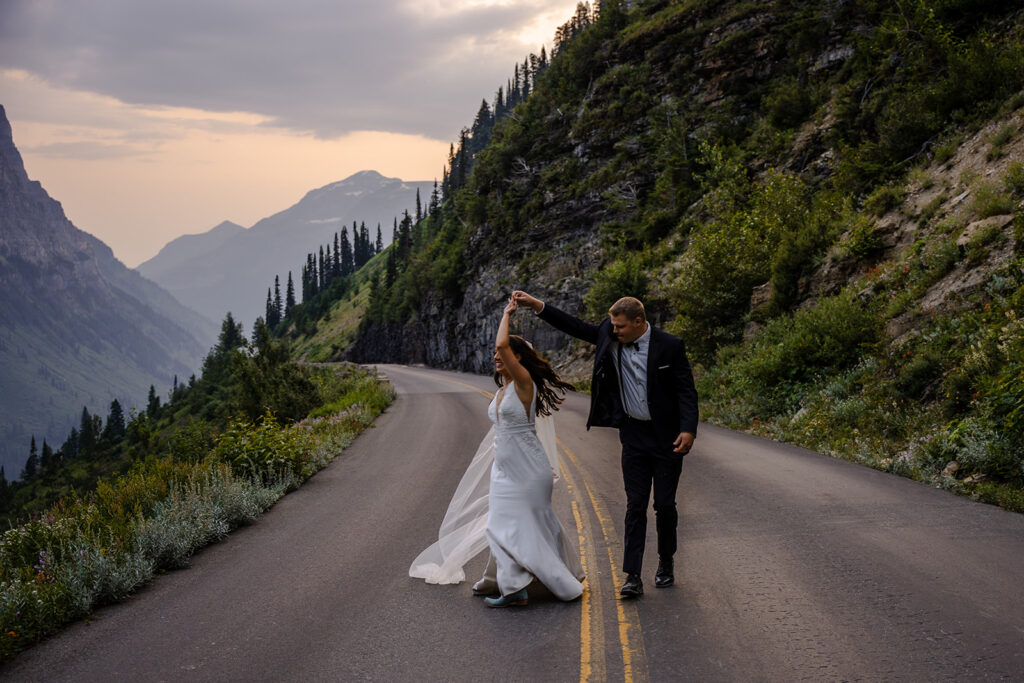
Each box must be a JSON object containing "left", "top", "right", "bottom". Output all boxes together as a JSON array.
[
  {"left": 105, "top": 398, "right": 126, "bottom": 440},
  {"left": 367, "top": 272, "right": 385, "bottom": 321},
  {"left": 494, "top": 85, "right": 505, "bottom": 120},
  {"left": 218, "top": 312, "right": 246, "bottom": 352},
  {"left": 397, "top": 210, "right": 413, "bottom": 262},
  {"left": 63, "top": 427, "right": 79, "bottom": 460},
  {"left": 360, "top": 222, "right": 370, "bottom": 266},
  {"left": 147, "top": 385, "right": 160, "bottom": 418},
  {"left": 26, "top": 438, "right": 36, "bottom": 475},
  {"left": 21, "top": 439, "right": 38, "bottom": 480},
  {"left": 79, "top": 406, "right": 96, "bottom": 453},
  {"left": 40, "top": 440, "right": 53, "bottom": 470},
  {"left": 376, "top": 224, "right": 384, "bottom": 253},
  {"left": 340, "top": 227, "right": 354, "bottom": 275},
  {"left": 415, "top": 188, "right": 423, "bottom": 224},
  {"left": 386, "top": 246, "right": 397, "bottom": 288},
  {"left": 273, "top": 275, "right": 283, "bottom": 327},
  {"left": 455, "top": 129, "right": 469, "bottom": 188},
  {"left": 318, "top": 246, "right": 326, "bottom": 290},
  {"left": 470, "top": 99, "right": 493, "bottom": 156},
  {"left": 265, "top": 288, "right": 274, "bottom": 325},
  {"left": 285, "top": 272, "right": 296, "bottom": 315},
  {"left": 333, "top": 232, "right": 341, "bottom": 276}
]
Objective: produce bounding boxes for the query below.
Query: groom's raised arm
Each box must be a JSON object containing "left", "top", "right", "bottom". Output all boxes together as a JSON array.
[{"left": 513, "top": 291, "right": 601, "bottom": 345}]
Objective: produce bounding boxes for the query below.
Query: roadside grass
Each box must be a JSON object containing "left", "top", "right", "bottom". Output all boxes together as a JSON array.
[
  {"left": 699, "top": 252, "right": 1024, "bottom": 514},
  {"left": 0, "top": 364, "right": 394, "bottom": 661}
]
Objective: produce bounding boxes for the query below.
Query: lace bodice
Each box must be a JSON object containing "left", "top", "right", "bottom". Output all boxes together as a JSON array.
[{"left": 488, "top": 382, "right": 536, "bottom": 430}]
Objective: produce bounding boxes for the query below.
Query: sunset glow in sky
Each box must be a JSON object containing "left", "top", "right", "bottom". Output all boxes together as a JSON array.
[{"left": 0, "top": 0, "right": 579, "bottom": 266}]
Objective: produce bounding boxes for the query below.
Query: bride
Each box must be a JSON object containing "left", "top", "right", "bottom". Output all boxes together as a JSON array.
[{"left": 409, "top": 296, "right": 585, "bottom": 607}]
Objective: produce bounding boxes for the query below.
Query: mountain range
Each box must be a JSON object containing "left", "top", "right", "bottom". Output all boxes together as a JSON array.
[
  {"left": 137, "top": 171, "right": 435, "bottom": 330},
  {"left": 0, "top": 105, "right": 216, "bottom": 476}
]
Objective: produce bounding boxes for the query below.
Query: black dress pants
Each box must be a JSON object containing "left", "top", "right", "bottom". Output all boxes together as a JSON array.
[{"left": 619, "top": 417, "right": 684, "bottom": 576}]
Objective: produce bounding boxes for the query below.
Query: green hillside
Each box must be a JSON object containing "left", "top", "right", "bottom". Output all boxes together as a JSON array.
[{"left": 287, "top": 0, "right": 1024, "bottom": 509}]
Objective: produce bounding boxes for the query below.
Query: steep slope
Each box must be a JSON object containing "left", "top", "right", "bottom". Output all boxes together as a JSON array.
[
  {"left": 0, "top": 105, "right": 208, "bottom": 476},
  {"left": 137, "top": 171, "right": 433, "bottom": 329}
]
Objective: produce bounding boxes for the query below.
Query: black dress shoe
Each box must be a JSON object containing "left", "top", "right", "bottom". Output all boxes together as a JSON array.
[
  {"left": 655, "top": 557, "right": 674, "bottom": 588},
  {"left": 620, "top": 573, "right": 643, "bottom": 597}
]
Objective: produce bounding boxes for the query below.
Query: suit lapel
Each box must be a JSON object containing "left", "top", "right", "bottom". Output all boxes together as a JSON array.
[{"left": 645, "top": 326, "right": 658, "bottom": 402}]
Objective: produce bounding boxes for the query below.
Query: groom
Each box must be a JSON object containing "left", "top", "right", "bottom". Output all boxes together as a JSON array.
[{"left": 512, "top": 291, "right": 698, "bottom": 597}]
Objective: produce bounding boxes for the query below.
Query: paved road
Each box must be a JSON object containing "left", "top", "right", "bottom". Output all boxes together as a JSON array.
[{"left": 3, "top": 365, "right": 1024, "bottom": 681}]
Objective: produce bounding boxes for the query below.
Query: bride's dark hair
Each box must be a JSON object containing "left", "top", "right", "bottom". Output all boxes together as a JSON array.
[{"left": 493, "top": 335, "right": 576, "bottom": 416}]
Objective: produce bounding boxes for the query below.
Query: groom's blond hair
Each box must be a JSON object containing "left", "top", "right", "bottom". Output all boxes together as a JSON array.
[{"left": 609, "top": 297, "right": 646, "bottom": 322}]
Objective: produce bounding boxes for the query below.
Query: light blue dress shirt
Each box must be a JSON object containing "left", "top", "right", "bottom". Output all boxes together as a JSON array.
[{"left": 616, "top": 324, "right": 651, "bottom": 421}]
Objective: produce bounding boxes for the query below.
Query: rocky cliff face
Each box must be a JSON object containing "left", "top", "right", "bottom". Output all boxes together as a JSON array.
[
  {"left": 0, "top": 104, "right": 208, "bottom": 476},
  {"left": 345, "top": 202, "right": 606, "bottom": 379}
]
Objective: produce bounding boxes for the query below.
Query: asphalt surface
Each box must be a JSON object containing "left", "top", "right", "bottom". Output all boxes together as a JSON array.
[{"left": 3, "top": 364, "right": 1024, "bottom": 681}]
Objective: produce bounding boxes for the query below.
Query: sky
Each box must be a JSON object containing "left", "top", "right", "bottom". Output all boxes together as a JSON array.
[{"left": 0, "top": 0, "right": 579, "bottom": 267}]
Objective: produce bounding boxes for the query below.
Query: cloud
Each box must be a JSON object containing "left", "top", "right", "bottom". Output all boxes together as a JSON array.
[
  {"left": 23, "top": 140, "right": 150, "bottom": 160},
  {"left": 0, "top": 0, "right": 574, "bottom": 140}
]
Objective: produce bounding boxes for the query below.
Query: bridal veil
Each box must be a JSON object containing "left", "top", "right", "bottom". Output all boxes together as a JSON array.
[{"left": 408, "top": 415, "right": 560, "bottom": 584}]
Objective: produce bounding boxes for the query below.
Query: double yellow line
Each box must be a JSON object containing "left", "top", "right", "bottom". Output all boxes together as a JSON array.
[
  {"left": 559, "top": 440, "right": 649, "bottom": 683},
  {"left": 395, "top": 368, "right": 648, "bottom": 683}
]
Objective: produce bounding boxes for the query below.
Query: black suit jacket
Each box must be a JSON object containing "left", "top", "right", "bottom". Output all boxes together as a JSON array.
[{"left": 538, "top": 303, "right": 699, "bottom": 443}]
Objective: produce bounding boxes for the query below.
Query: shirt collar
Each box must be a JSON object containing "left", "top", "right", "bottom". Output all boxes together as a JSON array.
[{"left": 637, "top": 323, "right": 651, "bottom": 348}]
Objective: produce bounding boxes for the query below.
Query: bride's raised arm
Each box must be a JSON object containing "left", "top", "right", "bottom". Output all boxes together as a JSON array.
[{"left": 496, "top": 297, "right": 534, "bottom": 403}]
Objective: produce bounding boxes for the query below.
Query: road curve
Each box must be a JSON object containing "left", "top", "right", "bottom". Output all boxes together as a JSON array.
[{"left": 3, "top": 364, "right": 1024, "bottom": 681}]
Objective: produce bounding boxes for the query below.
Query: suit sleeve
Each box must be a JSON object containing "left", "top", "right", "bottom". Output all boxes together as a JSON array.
[
  {"left": 673, "top": 341, "right": 700, "bottom": 435},
  {"left": 537, "top": 302, "right": 601, "bottom": 345}
]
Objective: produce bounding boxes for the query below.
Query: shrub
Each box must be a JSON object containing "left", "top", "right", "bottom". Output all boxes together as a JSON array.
[
  {"left": 894, "top": 352, "right": 943, "bottom": 399},
  {"left": 949, "top": 418, "right": 1022, "bottom": 484},
  {"left": 1004, "top": 161, "right": 1024, "bottom": 196},
  {"left": 211, "top": 412, "right": 315, "bottom": 482},
  {"left": 843, "top": 218, "right": 884, "bottom": 260},
  {"left": 864, "top": 185, "right": 902, "bottom": 216},
  {"left": 987, "top": 123, "right": 1017, "bottom": 160},
  {"left": 763, "top": 77, "right": 815, "bottom": 130},
  {"left": 908, "top": 167, "right": 934, "bottom": 190},
  {"left": 668, "top": 168, "right": 810, "bottom": 359},
  {"left": 715, "top": 291, "right": 881, "bottom": 415},
  {"left": 584, "top": 251, "right": 650, "bottom": 319},
  {"left": 969, "top": 180, "right": 1015, "bottom": 219},
  {"left": 933, "top": 143, "right": 956, "bottom": 165}
]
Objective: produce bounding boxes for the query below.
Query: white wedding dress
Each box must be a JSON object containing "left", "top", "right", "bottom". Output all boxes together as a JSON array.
[{"left": 409, "top": 382, "right": 584, "bottom": 601}]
